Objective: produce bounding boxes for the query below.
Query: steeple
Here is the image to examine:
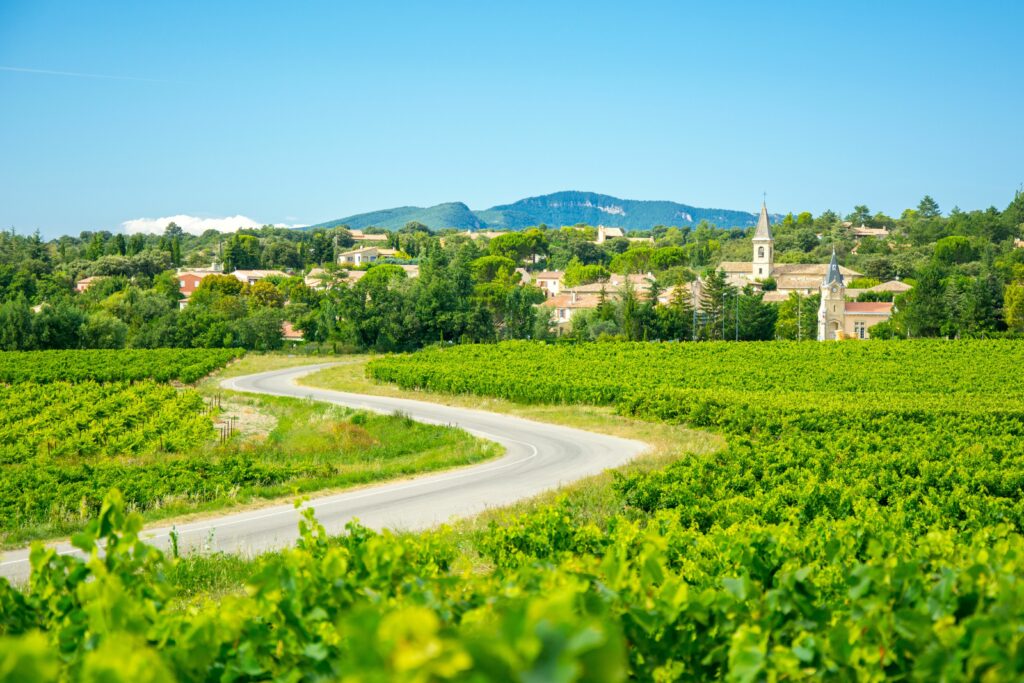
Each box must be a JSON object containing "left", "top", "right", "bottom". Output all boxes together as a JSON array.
[
  {"left": 754, "top": 201, "right": 772, "bottom": 240},
  {"left": 751, "top": 200, "right": 774, "bottom": 280},
  {"left": 823, "top": 247, "right": 843, "bottom": 286}
]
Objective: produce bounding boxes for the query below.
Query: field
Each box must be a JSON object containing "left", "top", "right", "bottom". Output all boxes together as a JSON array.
[
  {"left": 0, "top": 351, "right": 498, "bottom": 547},
  {"left": 0, "top": 348, "right": 242, "bottom": 383},
  {"left": 3, "top": 340, "right": 1024, "bottom": 680}
]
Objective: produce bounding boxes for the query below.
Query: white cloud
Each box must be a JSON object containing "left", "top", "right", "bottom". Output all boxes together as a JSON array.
[{"left": 121, "top": 214, "right": 304, "bottom": 235}]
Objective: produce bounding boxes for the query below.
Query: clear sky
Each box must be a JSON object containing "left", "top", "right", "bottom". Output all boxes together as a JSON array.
[{"left": 1, "top": 0, "right": 1021, "bottom": 238}]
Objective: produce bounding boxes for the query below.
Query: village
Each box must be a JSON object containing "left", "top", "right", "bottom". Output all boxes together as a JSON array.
[{"left": 69, "top": 206, "right": 914, "bottom": 343}]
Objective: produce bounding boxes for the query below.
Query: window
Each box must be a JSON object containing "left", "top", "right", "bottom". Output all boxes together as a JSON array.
[
  {"left": 179, "top": 280, "right": 185, "bottom": 287},
  {"left": 757, "top": 246, "right": 764, "bottom": 258},
  {"left": 854, "top": 321, "right": 866, "bottom": 339}
]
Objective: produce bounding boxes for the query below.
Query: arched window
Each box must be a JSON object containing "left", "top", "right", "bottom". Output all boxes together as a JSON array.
[{"left": 757, "top": 246, "right": 765, "bottom": 258}]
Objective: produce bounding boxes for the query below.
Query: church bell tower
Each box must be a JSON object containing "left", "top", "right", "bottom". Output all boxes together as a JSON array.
[
  {"left": 752, "top": 201, "right": 774, "bottom": 280},
  {"left": 818, "top": 248, "right": 846, "bottom": 341}
]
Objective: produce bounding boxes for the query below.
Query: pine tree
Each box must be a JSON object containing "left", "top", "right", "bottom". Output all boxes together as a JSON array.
[{"left": 699, "top": 269, "right": 734, "bottom": 340}]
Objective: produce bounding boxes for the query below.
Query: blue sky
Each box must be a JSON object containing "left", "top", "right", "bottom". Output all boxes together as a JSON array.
[{"left": 1, "top": 0, "right": 1021, "bottom": 238}]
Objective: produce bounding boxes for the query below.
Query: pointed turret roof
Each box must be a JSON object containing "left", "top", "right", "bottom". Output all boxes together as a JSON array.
[
  {"left": 823, "top": 247, "right": 844, "bottom": 286},
  {"left": 754, "top": 201, "right": 772, "bottom": 240}
]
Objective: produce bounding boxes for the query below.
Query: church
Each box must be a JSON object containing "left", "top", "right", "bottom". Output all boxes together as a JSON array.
[
  {"left": 718, "top": 202, "right": 862, "bottom": 298},
  {"left": 717, "top": 202, "right": 896, "bottom": 340}
]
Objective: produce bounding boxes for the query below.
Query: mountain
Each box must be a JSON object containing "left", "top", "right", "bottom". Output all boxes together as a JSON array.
[
  {"left": 474, "top": 191, "right": 766, "bottom": 231},
  {"left": 309, "top": 201, "right": 484, "bottom": 231},
  {"left": 305, "top": 191, "right": 771, "bottom": 232}
]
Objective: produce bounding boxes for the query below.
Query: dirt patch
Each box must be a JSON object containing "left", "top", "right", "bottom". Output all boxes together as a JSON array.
[{"left": 216, "top": 398, "right": 278, "bottom": 442}]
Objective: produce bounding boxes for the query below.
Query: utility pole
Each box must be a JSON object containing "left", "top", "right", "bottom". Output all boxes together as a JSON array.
[
  {"left": 691, "top": 280, "right": 698, "bottom": 341},
  {"left": 735, "top": 289, "right": 739, "bottom": 341},
  {"left": 797, "top": 292, "right": 802, "bottom": 341}
]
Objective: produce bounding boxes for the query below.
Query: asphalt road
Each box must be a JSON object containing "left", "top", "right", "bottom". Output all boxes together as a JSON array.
[{"left": 0, "top": 364, "right": 648, "bottom": 584}]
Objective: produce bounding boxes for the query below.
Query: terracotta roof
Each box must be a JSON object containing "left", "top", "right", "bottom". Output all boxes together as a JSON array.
[
  {"left": 869, "top": 280, "right": 911, "bottom": 293},
  {"left": 568, "top": 273, "right": 654, "bottom": 294},
  {"left": 851, "top": 225, "right": 889, "bottom": 237},
  {"left": 533, "top": 270, "right": 564, "bottom": 280},
  {"left": 457, "top": 230, "right": 509, "bottom": 240},
  {"left": 844, "top": 302, "right": 894, "bottom": 314},
  {"left": 761, "top": 290, "right": 790, "bottom": 303},
  {"left": 339, "top": 246, "right": 383, "bottom": 256},
  {"left": 718, "top": 261, "right": 753, "bottom": 272},
  {"left": 281, "top": 321, "right": 304, "bottom": 340},
  {"left": 541, "top": 293, "right": 603, "bottom": 309},
  {"left": 772, "top": 263, "right": 861, "bottom": 277},
  {"left": 231, "top": 269, "right": 287, "bottom": 280}
]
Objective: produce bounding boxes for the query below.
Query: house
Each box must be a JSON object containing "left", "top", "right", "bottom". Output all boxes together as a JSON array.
[
  {"left": 230, "top": 270, "right": 288, "bottom": 286},
  {"left": 349, "top": 229, "right": 390, "bottom": 243},
  {"left": 818, "top": 250, "right": 894, "bottom": 340},
  {"left": 532, "top": 271, "right": 565, "bottom": 298},
  {"left": 1014, "top": 238, "right": 1024, "bottom": 249},
  {"left": 177, "top": 272, "right": 207, "bottom": 297},
  {"left": 566, "top": 273, "right": 656, "bottom": 296},
  {"left": 541, "top": 291, "right": 603, "bottom": 326},
  {"left": 849, "top": 224, "right": 890, "bottom": 238},
  {"left": 337, "top": 246, "right": 398, "bottom": 266},
  {"left": 540, "top": 273, "right": 657, "bottom": 328},
  {"left": 457, "top": 230, "right": 509, "bottom": 241},
  {"left": 74, "top": 276, "right": 106, "bottom": 293},
  {"left": 281, "top": 321, "right": 304, "bottom": 342},
  {"left": 595, "top": 226, "right": 624, "bottom": 244}
]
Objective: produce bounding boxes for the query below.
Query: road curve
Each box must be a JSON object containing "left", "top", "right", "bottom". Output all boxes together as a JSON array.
[{"left": 0, "top": 364, "right": 648, "bottom": 584}]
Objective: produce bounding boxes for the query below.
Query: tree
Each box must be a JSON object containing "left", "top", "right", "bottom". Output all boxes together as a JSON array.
[
  {"left": 699, "top": 269, "right": 734, "bottom": 340},
  {"left": 917, "top": 195, "right": 941, "bottom": 219},
  {"left": 0, "top": 296, "right": 34, "bottom": 350},
  {"left": 32, "top": 301, "right": 85, "bottom": 349},
  {"left": 195, "top": 274, "right": 246, "bottom": 297},
  {"left": 736, "top": 287, "right": 777, "bottom": 340},
  {"left": 847, "top": 205, "right": 871, "bottom": 225},
  {"left": 80, "top": 312, "right": 128, "bottom": 348},
  {"left": 655, "top": 284, "right": 694, "bottom": 341},
  {"left": 249, "top": 280, "right": 285, "bottom": 308},
  {"left": 774, "top": 292, "right": 820, "bottom": 341},
  {"left": 470, "top": 255, "right": 517, "bottom": 283},
  {"left": 1005, "top": 282, "right": 1024, "bottom": 332},
  {"left": 649, "top": 246, "right": 689, "bottom": 271},
  {"left": 609, "top": 247, "right": 653, "bottom": 274},
  {"left": 224, "top": 234, "right": 261, "bottom": 271},
  {"left": 896, "top": 264, "right": 947, "bottom": 337},
  {"left": 562, "top": 258, "right": 609, "bottom": 288},
  {"left": 934, "top": 235, "right": 977, "bottom": 265}
]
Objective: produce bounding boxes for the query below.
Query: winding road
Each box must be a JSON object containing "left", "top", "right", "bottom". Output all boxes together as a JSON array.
[{"left": 0, "top": 364, "right": 648, "bottom": 583}]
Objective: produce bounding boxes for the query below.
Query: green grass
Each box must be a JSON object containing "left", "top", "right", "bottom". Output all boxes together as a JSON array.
[{"left": 2, "top": 356, "right": 500, "bottom": 549}]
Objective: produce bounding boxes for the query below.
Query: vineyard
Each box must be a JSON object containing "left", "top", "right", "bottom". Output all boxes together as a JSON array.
[
  {"left": 365, "top": 338, "right": 1024, "bottom": 402},
  {"left": 0, "top": 350, "right": 497, "bottom": 547},
  {"left": 0, "top": 348, "right": 242, "bottom": 383},
  {"left": 0, "top": 381, "right": 211, "bottom": 463},
  {"left": 3, "top": 340, "right": 1024, "bottom": 680},
  {"left": 0, "top": 350, "right": 237, "bottom": 544}
]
